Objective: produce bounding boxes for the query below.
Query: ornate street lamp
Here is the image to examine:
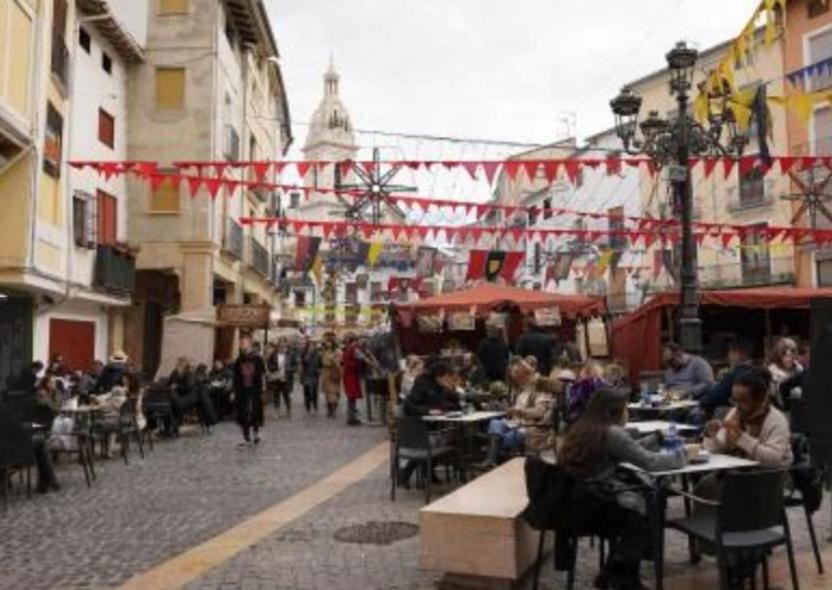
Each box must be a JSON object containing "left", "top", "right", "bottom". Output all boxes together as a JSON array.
[{"left": 610, "top": 41, "right": 748, "bottom": 353}]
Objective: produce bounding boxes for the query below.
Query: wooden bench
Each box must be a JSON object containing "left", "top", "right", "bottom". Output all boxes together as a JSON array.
[{"left": 420, "top": 457, "right": 538, "bottom": 589}]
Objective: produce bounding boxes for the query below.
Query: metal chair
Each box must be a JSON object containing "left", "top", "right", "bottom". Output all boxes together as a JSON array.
[
  {"left": 668, "top": 469, "right": 800, "bottom": 590},
  {"left": 93, "top": 398, "right": 145, "bottom": 465},
  {"left": 390, "top": 416, "right": 455, "bottom": 504},
  {"left": 0, "top": 401, "right": 36, "bottom": 510},
  {"left": 785, "top": 434, "right": 824, "bottom": 575}
]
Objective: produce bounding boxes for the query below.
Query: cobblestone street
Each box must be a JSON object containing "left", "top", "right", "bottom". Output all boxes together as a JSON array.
[
  {"left": 0, "top": 402, "right": 386, "bottom": 590},
  {"left": 2, "top": 398, "right": 830, "bottom": 590}
]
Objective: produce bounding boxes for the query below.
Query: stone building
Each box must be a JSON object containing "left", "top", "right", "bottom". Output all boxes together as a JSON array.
[{"left": 125, "top": 0, "right": 292, "bottom": 374}]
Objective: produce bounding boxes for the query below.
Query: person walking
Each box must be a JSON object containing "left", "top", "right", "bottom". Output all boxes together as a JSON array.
[
  {"left": 319, "top": 333, "right": 342, "bottom": 418},
  {"left": 300, "top": 338, "right": 322, "bottom": 413},
  {"left": 232, "top": 336, "right": 266, "bottom": 446},
  {"left": 267, "top": 338, "right": 296, "bottom": 418},
  {"left": 341, "top": 334, "right": 365, "bottom": 425}
]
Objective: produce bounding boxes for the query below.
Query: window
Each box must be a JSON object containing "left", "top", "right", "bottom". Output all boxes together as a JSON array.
[
  {"left": 542, "top": 198, "right": 552, "bottom": 219},
  {"left": 739, "top": 159, "right": 766, "bottom": 207},
  {"left": 98, "top": 108, "right": 114, "bottom": 148},
  {"left": 101, "top": 51, "right": 112, "bottom": 74},
  {"left": 43, "top": 102, "right": 63, "bottom": 177},
  {"left": 155, "top": 67, "right": 185, "bottom": 110},
  {"left": 72, "top": 193, "right": 96, "bottom": 248},
  {"left": 149, "top": 171, "right": 180, "bottom": 213},
  {"left": 79, "top": 27, "right": 90, "bottom": 53},
  {"left": 289, "top": 192, "right": 301, "bottom": 209},
  {"left": 96, "top": 190, "right": 117, "bottom": 245},
  {"left": 741, "top": 223, "right": 771, "bottom": 285},
  {"left": 818, "top": 258, "right": 832, "bottom": 286},
  {"left": 809, "top": 0, "right": 830, "bottom": 19},
  {"left": 808, "top": 28, "right": 832, "bottom": 91},
  {"left": 294, "top": 291, "right": 306, "bottom": 308},
  {"left": 158, "top": 0, "right": 189, "bottom": 15},
  {"left": 50, "top": 0, "right": 69, "bottom": 88},
  {"left": 813, "top": 106, "right": 832, "bottom": 156},
  {"left": 370, "top": 281, "right": 383, "bottom": 302}
]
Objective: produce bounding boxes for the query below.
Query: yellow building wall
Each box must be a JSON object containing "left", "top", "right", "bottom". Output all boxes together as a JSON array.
[
  {"left": 0, "top": 152, "right": 33, "bottom": 265},
  {"left": 0, "top": 0, "right": 34, "bottom": 119},
  {"left": 35, "top": 240, "right": 61, "bottom": 272},
  {"left": 37, "top": 172, "right": 62, "bottom": 226}
]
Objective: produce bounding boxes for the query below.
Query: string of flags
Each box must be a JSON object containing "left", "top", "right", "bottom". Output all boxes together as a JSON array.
[
  {"left": 240, "top": 216, "right": 832, "bottom": 250},
  {"left": 69, "top": 154, "right": 831, "bottom": 194}
]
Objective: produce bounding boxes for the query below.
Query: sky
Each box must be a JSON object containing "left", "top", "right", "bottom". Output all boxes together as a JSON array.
[{"left": 266, "top": 0, "right": 762, "bottom": 160}]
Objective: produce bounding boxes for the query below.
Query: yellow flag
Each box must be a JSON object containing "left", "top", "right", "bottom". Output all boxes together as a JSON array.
[
  {"left": 367, "top": 242, "right": 384, "bottom": 267},
  {"left": 311, "top": 253, "right": 323, "bottom": 286},
  {"left": 596, "top": 249, "right": 614, "bottom": 276},
  {"left": 694, "top": 93, "right": 710, "bottom": 123}
]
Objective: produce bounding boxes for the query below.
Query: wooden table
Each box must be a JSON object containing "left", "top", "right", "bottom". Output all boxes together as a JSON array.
[
  {"left": 623, "top": 454, "right": 759, "bottom": 590},
  {"left": 420, "top": 457, "right": 538, "bottom": 588}
]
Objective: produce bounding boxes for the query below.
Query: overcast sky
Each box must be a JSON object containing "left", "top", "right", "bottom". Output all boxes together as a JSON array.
[{"left": 267, "top": 0, "right": 761, "bottom": 161}]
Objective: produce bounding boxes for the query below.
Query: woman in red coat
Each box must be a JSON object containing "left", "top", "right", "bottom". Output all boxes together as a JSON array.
[{"left": 341, "top": 334, "right": 364, "bottom": 425}]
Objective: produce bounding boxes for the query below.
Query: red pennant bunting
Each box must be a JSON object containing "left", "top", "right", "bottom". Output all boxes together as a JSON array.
[
  {"left": 722, "top": 158, "right": 736, "bottom": 179},
  {"left": 605, "top": 158, "right": 622, "bottom": 176},
  {"left": 214, "top": 163, "right": 229, "bottom": 177},
  {"left": 643, "top": 232, "right": 658, "bottom": 249},
  {"left": 321, "top": 222, "right": 335, "bottom": 239},
  {"left": 504, "top": 161, "right": 521, "bottom": 181},
  {"left": 628, "top": 232, "right": 641, "bottom": 247},
  {"left": 100, "top": 162, "right": 121, "bottom": 181},
  {"left": 522, "top": 161, "right": 539, "bottom": 182},
  {"left": 720, "top": 232, "right": 735, "bottom": 249},
  {"left": 563, "top": 161, "right": 580, "bottom": 184},
  {"left": 360, "top": 161, "right": 375, "bottom": 176},
  {"left": 252, "top": 162, "right": 270, "bottom": 181},
  {"left": 471, "top": 227, "right": 484, "bottom": 244},
  {"left": 186, "top": 176, "right": 203, "bottom": 198},
  {"left": 799, "top": 157, "right": 816, "bottom": 171},
  {"left": 150, "top": 174, "right": 168, "bottom": 192},
  {"left": 204, "top": 177, "right": 223, "bottom": 199},
  {"left": 779, "top": 157, "right": 797, "bottom": 175},
  {"left": 739, "top": 156, "right": 756, "bottom": 176},
  {"left": 481, "top": 161, "right": 500, "bottom": 185},
  {"left": 224, "top": 180, "right": 239, "bottom": 197},
  {"left": 694, "top": 233, "right": 706, "bottom": 247},
  {"left": 703, "top": 157, "right": 719, "bottom": 179},
  {"left": 290, "top": 220, "right": 306, "bottom": 234},
  {"left": 543, "top": 161, "right": 560, "bottom": 184},
  {"left": 461, "top": 161, "right": 479, "bottom": 180},
  {"left": 296, "top": 162, "right": 313, "bottom": 178}
]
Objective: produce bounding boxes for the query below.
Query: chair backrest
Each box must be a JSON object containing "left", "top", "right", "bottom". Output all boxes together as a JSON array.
[
  {"left": 0, "top": 401, "right": 35, "bottom": 467},
  {"left": 395, "top": 416, "right": 430, "bottom": 449},
  {"left": 119, "top": 397, "right": 137, "bottom": 426},
  {"left": 719, "top": 469, "right": 787, "bottom": 533},
  {"left": 2, "top": 389, "right": 35, "bottom": 423}
]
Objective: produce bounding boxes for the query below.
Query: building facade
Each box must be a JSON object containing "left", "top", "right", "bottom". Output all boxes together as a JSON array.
[
  {"left": 782, "top": 0, "right": 832, "bottom": 286},
  {"left": 624, "top": 32, "right": 793, "bottom": 295},
  {"left": 125, "top": 0, "right": 291, "bottom": 374}
]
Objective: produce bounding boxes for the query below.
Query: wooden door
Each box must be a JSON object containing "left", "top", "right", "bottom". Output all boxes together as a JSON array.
[{"left": 49, "top": 319, "right": 95, "bottom": 372}]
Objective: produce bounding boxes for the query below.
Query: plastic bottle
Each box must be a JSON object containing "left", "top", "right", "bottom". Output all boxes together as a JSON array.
[{"left": 640, "top": 382, "right": 651, "bottom": 406}]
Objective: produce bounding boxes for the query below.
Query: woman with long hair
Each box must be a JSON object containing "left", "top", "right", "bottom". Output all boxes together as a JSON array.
[
  {"left": 559, "top": 388, "right": 687, "bottom": 590},
  {"left": 767, "top": 337, "right": 803, "bottom": 408}
]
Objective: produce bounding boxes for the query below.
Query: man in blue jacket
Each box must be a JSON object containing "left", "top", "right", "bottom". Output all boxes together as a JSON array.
[{"left": 698, "top": 339, "right": 754, "bottom": 417}]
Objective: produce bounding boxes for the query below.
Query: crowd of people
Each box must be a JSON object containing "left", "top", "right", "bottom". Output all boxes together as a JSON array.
[{"left": 391, "top": 317, "right": 811, "bottom": 590}]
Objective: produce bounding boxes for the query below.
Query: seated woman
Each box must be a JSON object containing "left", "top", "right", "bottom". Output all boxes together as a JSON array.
[
  {"left": 559, "top": 388, "right": 688, "bottom": 590},
  {"left": 704, "top": 367, "right": 793, "bottom": 467},
  {"left": 482, "top": 360, "right": 551, "bottom": 465},
  {"left": 91, "top": 373, "right": 129, "bottom": 457}
]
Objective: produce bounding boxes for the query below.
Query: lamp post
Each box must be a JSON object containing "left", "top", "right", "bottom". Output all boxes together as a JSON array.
[{"left": 610, "top": 41, "right": 748, "bottom": 353}]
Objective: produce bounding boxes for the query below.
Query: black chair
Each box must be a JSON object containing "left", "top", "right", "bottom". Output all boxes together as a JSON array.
[
  {"left": 390, "top": 416, "right": 455, "bottom": 504},
  {"left": 2, "top": 389, "right": 35, "bottom": 423},
  {"left": 785, "top": 434, "right": 824, "bottom": 575},
  {"left": 0, "top": 402, "right": 36, "bottom": 510},
  {"left": 668, "top": 469, "right": 799, "bottom": 590},
  {"left": 51, "top": 413, "right": 96, "bottom": 488},
  {"left": 93, "top": 398, "right": 145, "bottom": 465},
  {"left": 144, "top": 384, "right": 176, "bottom": 438}
]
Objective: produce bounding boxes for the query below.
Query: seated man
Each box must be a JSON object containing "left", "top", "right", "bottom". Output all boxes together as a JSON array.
[
  {"left": 0, "top": 401, "right": 60, "bottom": 494},
  {"left": 399, "top": 361, "right": 461, "bottom": 488},
  {"left": 698, "top": 339, "right": 754, "bottom": 418},
  {"left": 403, "top": 360, "right": 461, "bottom": 417},
  {"left": 662, "top": 342, "right": 714, "bottom": 399},
  {"left": 482, "top": 360, "right": 552, "bottom": 466},
  {"left": 704, "top": 367, "right": 792, "bottom": 467}
]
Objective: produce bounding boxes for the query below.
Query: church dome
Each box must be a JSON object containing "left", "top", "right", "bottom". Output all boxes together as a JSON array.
[{"left": 303, "top": 62, "right": 357, "bottom": 154}]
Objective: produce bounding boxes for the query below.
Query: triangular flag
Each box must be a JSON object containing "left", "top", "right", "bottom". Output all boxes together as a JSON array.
[
  {"left": 779, "top": 157, "right": 797, "bottom": 175},
  {"left": 522, "top": 161, "right": 539, "bottom": 182},
  {"left": 461, "top": 161, "right": 479, "bottom": 180},
  {"left": 150, "top": 174, "right": 168, "bottom": 192},
  {"left": 722, "top": 158, "right": 737, "bottom": 179},
  {"left": 563, "top": 161, "right": 580, "bottom": 184},
  {"left": 186, "top": 176, "right": 203, "bottom": 198},
  {"left": 703, "top": 157, "right": 719, "bottom": 179},
  {"left": 542, "top": 161, "right": 560, "bottom": 184},
  {"left": 296, "top": 162, "right": 313, "bottom": 177},
  {"left": 504, "top": 161, "right": 521, "bottom": 181},
  {"left": 481, "top": 161, "right": 500, "bottom": 185},
  {"left": 205, "top": 177, "right": 223, "bottom": 199},
  {"left": 605, "top": 158, "right": 622, "bottom": 176},
  {"left": 252, "top": 162, "right": 270, "bottom": 181},
  {"left": 720, "top": 232, "right": 735, "bottom": 249}
]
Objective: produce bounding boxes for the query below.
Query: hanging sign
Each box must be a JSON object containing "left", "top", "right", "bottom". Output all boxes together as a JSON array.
[
  {"left": 217, "top": 304, "right": 271, "bottom": 327},
  {"left": 448, "top": 311, "right": 475, "bottom": 331},
  {"left": 534, "top": 306, "right": 562, "bottom": 327}
]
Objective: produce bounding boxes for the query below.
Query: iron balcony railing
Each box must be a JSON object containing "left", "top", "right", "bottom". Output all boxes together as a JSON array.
[
  {"left": 249, "top": 237, "right": 270, "bottom": 277},
  {"left": 93, "top": 245, "right": 135, "bottom": 294},
  {"left": 224, "top": 219, "right": 244, "bottom": 260}
]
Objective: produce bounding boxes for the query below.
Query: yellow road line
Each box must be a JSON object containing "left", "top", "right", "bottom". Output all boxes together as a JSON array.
[{"left": 117, "top": 441, "right": 390, "bottom": 590}]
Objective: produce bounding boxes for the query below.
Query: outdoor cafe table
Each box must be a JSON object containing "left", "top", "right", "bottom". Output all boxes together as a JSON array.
[
  {"left": 622, "top": 454, "right": 759, "bottom": 590},
  {"left": 625, "top": 420, "right": 701, "bottom": 435},
  {"left": 423, "top": 411, "right": 505, "bottom": 480},
  {"left": 627, "top": 400, "right": 699, "bottom": 417}
]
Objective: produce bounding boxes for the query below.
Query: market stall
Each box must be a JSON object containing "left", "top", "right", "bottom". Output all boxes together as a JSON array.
[
  {"left": 612, "top": 287, "right": 832, "bottom": 384},
  {"left": 393, "top": 283, "right": 607, "bottom": 357}
]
